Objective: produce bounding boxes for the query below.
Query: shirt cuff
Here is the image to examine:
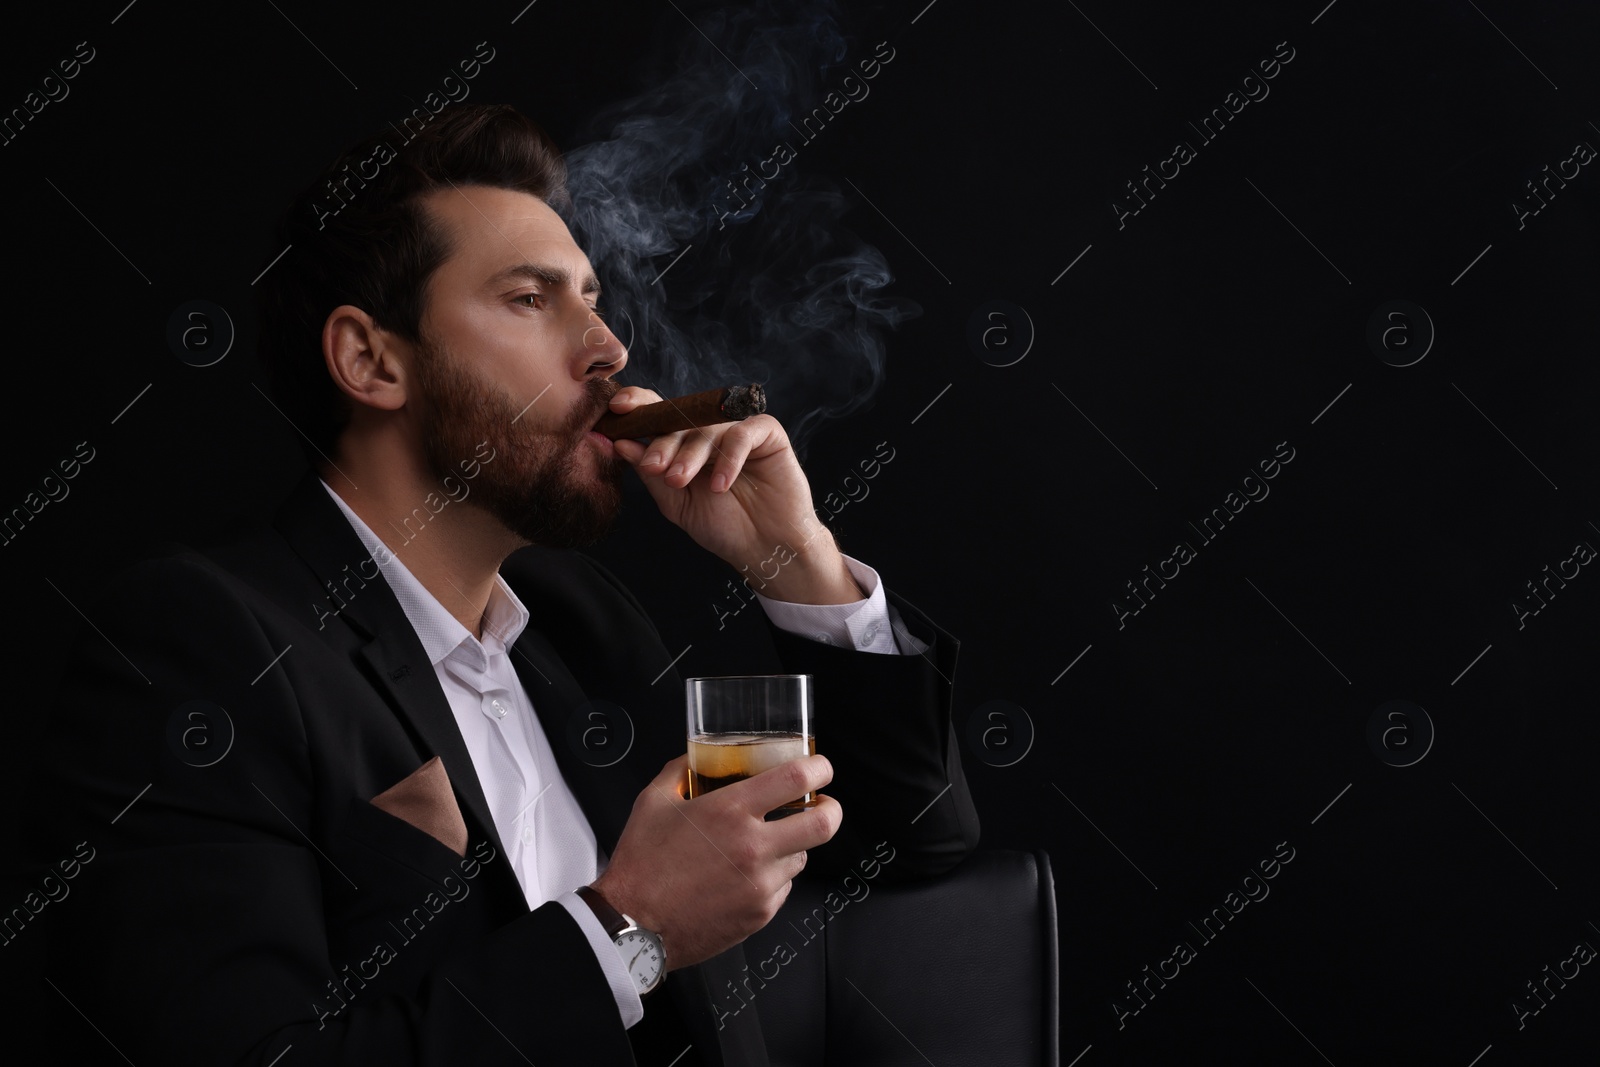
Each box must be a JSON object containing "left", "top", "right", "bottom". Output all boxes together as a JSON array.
[
  {"left": 557, "top": 891, "right": 644, "bottom": 1030},
  {"left": 755, "top": 555, "right": 926, "bottom": 655}
]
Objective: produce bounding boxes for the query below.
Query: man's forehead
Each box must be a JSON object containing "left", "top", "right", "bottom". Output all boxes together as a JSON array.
[
  {"left": 422, "top": 186, "right": 593, "bottom": 283},
  {"left": 425, "top": 185, "right": 563, "bottom": 241},
  {"left": 425, "top": 182, "right": 554, "bottom": 218}
]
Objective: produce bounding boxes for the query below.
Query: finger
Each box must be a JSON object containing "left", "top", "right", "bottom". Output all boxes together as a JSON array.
[
  {"left": 613, "top": 435, "right": 690, "bottom": 474},
  {"left": 612, "top": 438, "right": 648, "bottom": 465},
  {"left": 702, "top": 416, "right": 776, "bottom": 493},
  {"left": 618, "top": 445, "right": 682, "bottom": 515},
  {"left": 609, "top": 386, "right": 662, "bottom": 412},
  {"left": 637, "top": 429, "right": 694, "bottom": 477},
  {"left": 728, "top": 754, "right": 832, "bottom": 819},
  {"left": 604, "top": 435, "right": 668, "bottom": 470},
  {"left": 765, "top": 795, "right": 843, "bottom": 856},
  {"left": 660, "top": 427, "right": 722, "bottom": 488},
  {"left": 650, "top": 754, "right": 691, "bottom": 800},
  {"left": 784, "top": 846, "right": 809, "bottom": 881}
]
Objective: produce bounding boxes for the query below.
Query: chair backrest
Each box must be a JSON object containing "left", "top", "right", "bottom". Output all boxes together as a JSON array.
[{"left": 749, "top": 849, "right": 1059, "bottom": 1067}]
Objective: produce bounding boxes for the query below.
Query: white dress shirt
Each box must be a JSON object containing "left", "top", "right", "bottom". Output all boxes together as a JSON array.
[{"left": 320, "top": 479, "right": 920, "bottom": 1028}]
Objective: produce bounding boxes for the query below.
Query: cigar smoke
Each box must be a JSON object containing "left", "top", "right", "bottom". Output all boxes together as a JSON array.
[{"left": 560, "top": 0, "right": 918, "bottom": 457}]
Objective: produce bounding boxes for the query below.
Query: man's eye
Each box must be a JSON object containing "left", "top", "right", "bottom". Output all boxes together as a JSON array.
[
  {"left": 589, "top": 305, "right": 606, "bottom": 319},
  {"left": 515, "top": 293, "right": 545, "bottom": 308}
]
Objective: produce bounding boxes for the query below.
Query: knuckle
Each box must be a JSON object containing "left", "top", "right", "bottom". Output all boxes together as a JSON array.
[
  {"left": 816, "top": 799, "right": 842, "bottom": 838},
  {"left": 730, "top": 836, "right": 762, "bottom": 870},
  {"left": 742, "top": 891, "right": 772, "bottom": 928},
  {"left": 783, "top": 761, "right": 812, "bottom": 795},
  {"left": 760, "top": 866, "right": 790, "bottom": 897}
]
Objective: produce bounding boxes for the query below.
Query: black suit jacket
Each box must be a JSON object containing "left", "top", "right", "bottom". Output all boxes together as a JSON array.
[{"left": 26, "top": 471, "right": 979, "bottom": 1066}]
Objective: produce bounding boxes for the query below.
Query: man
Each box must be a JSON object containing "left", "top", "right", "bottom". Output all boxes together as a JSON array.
[{"left": 28, "top": 104, "right": 977, "bottom": 1065}]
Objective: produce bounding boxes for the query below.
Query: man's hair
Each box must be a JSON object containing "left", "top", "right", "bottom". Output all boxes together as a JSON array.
[{"left": 256, "top": 104, "right": 571, "bottom": 462}]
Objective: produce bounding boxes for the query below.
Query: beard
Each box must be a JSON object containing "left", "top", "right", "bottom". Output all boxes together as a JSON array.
[{"left": 411, "top": 334, "right": 627, "bottom": 549}]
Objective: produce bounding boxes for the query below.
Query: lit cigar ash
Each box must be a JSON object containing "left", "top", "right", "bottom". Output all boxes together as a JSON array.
[{"left": 593, "top": 384, "right": 767, "bottom": 439}]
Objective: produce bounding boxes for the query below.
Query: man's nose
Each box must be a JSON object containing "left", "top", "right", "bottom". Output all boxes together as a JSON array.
[{"left": 581, "top": 310, "right": 627, "bottom": 379}]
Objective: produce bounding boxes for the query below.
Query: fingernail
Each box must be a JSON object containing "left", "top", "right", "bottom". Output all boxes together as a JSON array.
[
  {"left": 711, "top": 473, "right": 728, "bottom": 492},
  {"left": 645, "top": 452, "right": 661, "bottom": 467},
  {"left": 667, "top": 463, "right": 685, "bottom": 480}
]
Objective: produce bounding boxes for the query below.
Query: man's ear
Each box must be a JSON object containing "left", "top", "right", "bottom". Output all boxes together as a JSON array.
[{"left": 323, "top": 305, "right": 408, "bottom": 412}]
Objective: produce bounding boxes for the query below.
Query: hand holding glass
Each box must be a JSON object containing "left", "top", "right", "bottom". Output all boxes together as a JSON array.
[{"left": 685, "top": 675, "right": 817, "bottom": 812}]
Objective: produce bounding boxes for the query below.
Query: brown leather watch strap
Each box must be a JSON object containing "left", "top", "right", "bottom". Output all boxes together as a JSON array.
[{"left": 575, "top": 884, "right": 628, "bottom": 939}]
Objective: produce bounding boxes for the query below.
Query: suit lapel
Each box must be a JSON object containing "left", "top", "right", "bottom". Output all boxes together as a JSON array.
[
  {"left": 272, "top": 473, "right": 511, "bottom": 885},
  {"left": 273, "top": 472, "right": 642, "bottom": 870},
  {"left": 353, "top": 633, "right": 505, "bottom": 859}
]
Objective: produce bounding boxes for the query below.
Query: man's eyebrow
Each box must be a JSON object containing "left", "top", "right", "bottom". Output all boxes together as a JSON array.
[{"left": 488, "top": 262, "right": 602, "bottom": 296}]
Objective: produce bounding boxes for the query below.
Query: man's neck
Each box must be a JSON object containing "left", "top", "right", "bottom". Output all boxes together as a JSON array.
[{"left": 318, "top": 453, "right": 522, "bottom": 640}]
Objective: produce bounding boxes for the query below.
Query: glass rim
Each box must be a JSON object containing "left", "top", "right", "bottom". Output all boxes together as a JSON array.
[{"left": 684, "top": 673, "right": 813, "bottom": 682}]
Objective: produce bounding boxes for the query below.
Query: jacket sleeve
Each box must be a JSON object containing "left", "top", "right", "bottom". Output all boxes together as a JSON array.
[
  {"left": 28, "top": 552, "right": 636, "bottom": 1067},
  {"left": 762, "top": 590, "right": 981, "bottom": 881},
  {"left": 563, "top": 547, "right": 981, "bottom": 882}
]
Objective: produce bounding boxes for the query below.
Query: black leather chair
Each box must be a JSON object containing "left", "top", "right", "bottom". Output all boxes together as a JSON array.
[{"left": 744, "top": 849, "right": 1059, "bottom": 1066}]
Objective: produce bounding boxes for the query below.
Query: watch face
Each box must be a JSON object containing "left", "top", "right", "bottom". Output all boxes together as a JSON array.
[{"left": 618, "top": 929, "right": 665, "bottom": 992}]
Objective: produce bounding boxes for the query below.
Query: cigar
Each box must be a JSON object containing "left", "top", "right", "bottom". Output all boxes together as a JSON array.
[{"left": 593, "top": 384, "right": 767, "bottom": 439}]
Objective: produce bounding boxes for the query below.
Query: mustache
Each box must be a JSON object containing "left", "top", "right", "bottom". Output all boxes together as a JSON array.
[{"left": 568, "top": 377, "right": 620, "bottom": 438}]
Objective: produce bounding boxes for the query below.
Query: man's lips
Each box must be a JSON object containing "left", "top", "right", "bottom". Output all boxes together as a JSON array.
[{"left": 585, "top": 429, "right": 615, "bottom": 457}]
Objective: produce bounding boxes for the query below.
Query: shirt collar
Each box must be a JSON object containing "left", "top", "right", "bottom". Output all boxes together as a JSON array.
[{"left": 318, "top": 478, "right": 530, "bottom": 667}]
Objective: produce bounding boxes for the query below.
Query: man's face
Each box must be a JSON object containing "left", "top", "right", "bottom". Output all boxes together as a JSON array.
[{"left": 406, "top": 184, "right": 630, "bottom": 548}]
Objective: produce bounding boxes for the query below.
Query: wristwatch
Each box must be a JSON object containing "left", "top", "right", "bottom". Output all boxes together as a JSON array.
[{"left": 576, "top": 884, "right": 667, "bottom": 997}]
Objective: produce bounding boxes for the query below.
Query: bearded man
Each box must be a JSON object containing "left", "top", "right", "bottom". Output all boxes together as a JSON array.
[{"left": 28, "top": 103, "right": 976, "bottom": 1066}]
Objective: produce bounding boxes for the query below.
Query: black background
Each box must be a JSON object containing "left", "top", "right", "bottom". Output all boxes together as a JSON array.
[{"left": 3, "top": 1, "right": 1598, "bottom": 1063}]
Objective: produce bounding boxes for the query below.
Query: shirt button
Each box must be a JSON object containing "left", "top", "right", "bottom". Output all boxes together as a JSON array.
[
  {"left": 491, "top": 699, "right": 508, "bottom": 719},
  {"left": 863, "top": 625, "right": 880, "bottom": 642},
  {"left": 522, "top": 826, "right": 534, "bottom": 843}
]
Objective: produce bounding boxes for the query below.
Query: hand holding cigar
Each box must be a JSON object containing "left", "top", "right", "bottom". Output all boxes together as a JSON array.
[
  {"left": 604, "top": 382, "right": 863, "bottom": 605},
  {"left": 594, "top": 384, "right": 767, "bottom": 439}
]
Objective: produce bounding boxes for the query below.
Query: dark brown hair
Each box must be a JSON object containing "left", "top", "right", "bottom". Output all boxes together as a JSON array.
[{"left": 256, "top": 104, "right": 570, "bottom": 462}]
